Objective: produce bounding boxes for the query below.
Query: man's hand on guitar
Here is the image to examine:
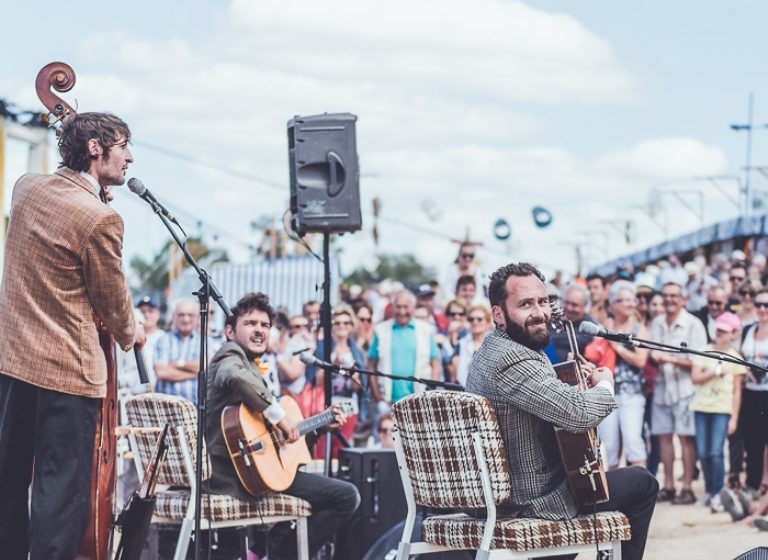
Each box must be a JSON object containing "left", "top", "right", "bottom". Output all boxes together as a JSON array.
[
  {"left": 327, "top": 404, "right": 349, "bottom": 430},
  {"left": 276, "top": 416, "right": 300, "bottom": 443},
  {"left": 587, "top": 366, "right": 614, "bottom": 388}
]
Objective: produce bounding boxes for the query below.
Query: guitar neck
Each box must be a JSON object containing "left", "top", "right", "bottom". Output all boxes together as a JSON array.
[{"left": 297, "top": 408, "right": 335, "bottom": 437}]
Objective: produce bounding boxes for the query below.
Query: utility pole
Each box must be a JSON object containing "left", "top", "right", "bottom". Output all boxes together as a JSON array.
[{"left": 730, "top": 92, "right": 768, "bottom": 217}]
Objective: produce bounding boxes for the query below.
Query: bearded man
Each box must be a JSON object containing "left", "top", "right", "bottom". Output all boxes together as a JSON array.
[{"left": 465, "top": 262, "right": 658, "bottom": 560}]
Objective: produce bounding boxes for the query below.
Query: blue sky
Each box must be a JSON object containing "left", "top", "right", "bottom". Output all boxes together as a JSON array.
[{"left": 3, "top": 0, "right": 768, "bottom": 283}]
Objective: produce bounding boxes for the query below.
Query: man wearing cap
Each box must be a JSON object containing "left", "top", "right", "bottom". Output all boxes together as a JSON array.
[
  {"left": 117, "top": 296, "right": 166, "bottom": 391},
  {"left": 368, "top": 290, "right": 441, "bottom": 410},
  {"left": 416, "top": 283, "right": 448, "bottom": 334}
]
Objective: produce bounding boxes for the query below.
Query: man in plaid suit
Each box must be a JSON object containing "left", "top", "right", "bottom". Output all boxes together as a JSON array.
[
  {"left": 0, "top": 113, "right": 146, "bottom": 559},
  {"left": 466, "top": 263, "right": 658, "bottom": 560}
]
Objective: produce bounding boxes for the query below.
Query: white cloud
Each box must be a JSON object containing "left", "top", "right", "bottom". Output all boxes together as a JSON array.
[{"left": 5, "top": 0, "right": 733, "bottom": 282}]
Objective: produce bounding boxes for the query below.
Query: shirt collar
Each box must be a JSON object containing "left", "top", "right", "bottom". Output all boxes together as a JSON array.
[
  {"left": 78, "top": 172, "right": 101, "bottom": 196},
  {"left": 393, "top": 320, "right": 415, "bottom": 330}
]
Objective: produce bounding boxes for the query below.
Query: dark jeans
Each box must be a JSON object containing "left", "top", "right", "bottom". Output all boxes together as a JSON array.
[
  {"left": 0, "top": 375, "right": 98, "bottom": 560},
  {"left": 256, "top": 471, "right": 360, "bottom": 560},
  {"left": 694, "top": 412, "right": 729, "bottom": 495},
  {"left": 742, "top": 389, "right": 768, "bottom": 490}
]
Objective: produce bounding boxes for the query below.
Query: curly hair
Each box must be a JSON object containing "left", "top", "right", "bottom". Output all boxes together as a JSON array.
[
  {"left": 58, "top": 112, "right": 131, "bottom": 172},
  {"left": 225, "top": 292, "right": 276, "bottom": 329},
  {"left": 488, "top": 262, "right": 545, "bottom": 307}
]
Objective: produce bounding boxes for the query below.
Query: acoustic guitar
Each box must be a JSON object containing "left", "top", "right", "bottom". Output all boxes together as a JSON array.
[
  {"left": 550, "top": 304, "right": 610, "bottom": 507},
  {"left": 222, "top": 395, "right": 351, "bottom": 496}
]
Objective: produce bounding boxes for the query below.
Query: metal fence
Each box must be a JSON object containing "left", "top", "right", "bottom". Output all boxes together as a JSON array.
[{"left": 169, "top": 255, "right": 338, "bottom": 318}]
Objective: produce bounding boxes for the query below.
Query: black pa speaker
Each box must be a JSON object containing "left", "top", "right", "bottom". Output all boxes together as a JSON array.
[
  {"left": 335, "top": 448, "right": 407, "bottom": 560},
  {"left": 287, "top": 113, "right": 362, "bottom": 236}
]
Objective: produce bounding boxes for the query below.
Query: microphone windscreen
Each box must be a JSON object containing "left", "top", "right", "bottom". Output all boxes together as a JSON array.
[
  {"left": 578, "top": 321, "right": 602, "bottom": 336},
  {"left": 298, "top": 351, "right": 316, "bottom": 366},
  {"left": 127, "top": 177, "right": 146, "bottom": 195}
]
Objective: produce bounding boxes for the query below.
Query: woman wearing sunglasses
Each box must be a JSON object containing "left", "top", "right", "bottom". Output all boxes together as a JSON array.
[
  {"left": 451, "top": 304, "right": 492, "bottom": 386},
  {"left": 305, "top": 305, "right": 367, "bottom": 459}
]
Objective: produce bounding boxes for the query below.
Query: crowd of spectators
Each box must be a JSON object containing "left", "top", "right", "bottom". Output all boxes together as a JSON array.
[{"left": 118, "top": 244, "right": 768, "bottom": 531}]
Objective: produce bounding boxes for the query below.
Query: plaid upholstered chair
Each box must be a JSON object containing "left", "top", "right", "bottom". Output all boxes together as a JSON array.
[
  {"left": 391, "top": 391, "right": 631, "bottom": 560},
  {"left": 124, "top": 393, "right": 311, "bottom": 560}
]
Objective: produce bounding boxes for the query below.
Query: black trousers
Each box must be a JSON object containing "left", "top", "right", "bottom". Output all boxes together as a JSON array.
[
  {"left": 583, "top": 467, "right": 658, "bottom": 560},
  {"left": 253, "top": 471, "right": 360, "bottom": 560},
  {"left": 0, "top": 375, "right": 98, "bottom": 560},
  {"left": 742, "top": 389, "right": 768, "bottom": 490}
]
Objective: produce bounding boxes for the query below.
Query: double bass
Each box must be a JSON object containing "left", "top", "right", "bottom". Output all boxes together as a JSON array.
[
  {"left": 35, "top": 62, "right": 118, "bottom": 560},
  {"left": 550, "top": 303, "right": 610, "bottom": 508}
]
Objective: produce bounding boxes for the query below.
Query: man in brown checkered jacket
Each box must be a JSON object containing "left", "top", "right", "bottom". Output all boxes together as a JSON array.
[
  {"left": 0, "top": 113, "right": 146, "bottom": 559},
  {"left": 466, "top": 263, "right": 658, "bottom": 560}
]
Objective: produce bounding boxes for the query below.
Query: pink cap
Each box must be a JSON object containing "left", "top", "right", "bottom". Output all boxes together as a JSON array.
[{"left": 714, "top": 311, "right": 741, "bottom": 334}]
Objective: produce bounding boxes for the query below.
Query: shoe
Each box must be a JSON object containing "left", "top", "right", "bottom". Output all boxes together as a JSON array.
[
  {"left": 710, "top": 493, "right": 724, "bottom": 513},
  {"left": 696, "top": 493, "right": 712, "bottom": 507},
  {"left": 657, "top": 488, "right": 676, "bottom": 502},
  {"left": 672, "top": 489, "right": 696, "bottom": 505},
  {"left": 719, "top": 488, "right": 746, "bottom": 521},
  {"left": 755, "top": 518, "right": 768, "bottom": 531}
]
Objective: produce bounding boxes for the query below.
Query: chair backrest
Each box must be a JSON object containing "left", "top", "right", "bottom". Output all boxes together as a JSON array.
[
  {"left": 125, "top": 393, "right": 211, "bottom": 486},
  {"left": 392, "top": 391, "right": 511, "bottom": 509}
]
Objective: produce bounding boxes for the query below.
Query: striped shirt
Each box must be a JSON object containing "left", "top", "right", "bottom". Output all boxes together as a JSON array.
[{"left": 154, "top": 330, "right": 200, "bottom": 403}]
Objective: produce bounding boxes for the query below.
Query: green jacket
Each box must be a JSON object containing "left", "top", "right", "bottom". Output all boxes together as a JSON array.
[{"left": 205, "top": 341, "right": 276, "bottom": 500}]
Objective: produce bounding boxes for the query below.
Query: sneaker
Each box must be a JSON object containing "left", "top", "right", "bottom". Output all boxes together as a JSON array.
[
  {"left": 710, "top": 493, "right": 724, "bottom": 513},
  {"left": 755, "top": 518, "right": 768, "bottom": 532},
  {"left": 719, "top": 488, "right": 746, "bottom": 521},
  {"left": 672, "top": 488, "right": 696, "bottom": 505},
  {"left": 657, "top": 488, "right": 676, "bottom": 502},
  {"left": 696, "top": 493, "right": 712, "bottom": 507}
]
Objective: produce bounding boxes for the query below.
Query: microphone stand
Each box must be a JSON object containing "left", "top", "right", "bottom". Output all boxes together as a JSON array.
[
  {"left": 312, "top": 358, "right": 465, "bottom": 392},
  {"left": 615, "top": 335, "right": 768, "bottom": 373},
  {"left": 145, "top": 200, "right": 231, "bottom": 560}
]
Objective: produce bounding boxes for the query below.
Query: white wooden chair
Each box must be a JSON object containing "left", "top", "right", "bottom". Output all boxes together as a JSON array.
[
  {"left": 391, "top": 391, "right": 631, "bottom": 560},
  {"left": 125, "top": 393, "right": 310, "bottom": 560}
]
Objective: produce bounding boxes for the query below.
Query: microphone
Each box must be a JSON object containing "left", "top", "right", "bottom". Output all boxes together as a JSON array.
[
  {"left": 578, "top": 321, "right": 638, "bottom": 346},
  {"left": 134, "top": 346, "right": 150, "bottom": 385},
  {"left": 298, "top": 352, "right": 335, "bottom": 369},
  {"left": 127, "top": 178, "right": 180, "bottom": 226}
]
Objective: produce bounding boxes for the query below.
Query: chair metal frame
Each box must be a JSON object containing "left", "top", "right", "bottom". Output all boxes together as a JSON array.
[
  {"left": 126, "top": 394, "right": 309, "bottom": 560},
  {"left": 392, "top": 400, "right": 624, "bottom": 560}
]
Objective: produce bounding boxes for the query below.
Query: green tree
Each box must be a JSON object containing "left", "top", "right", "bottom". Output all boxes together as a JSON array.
[
  {"left": 129, "top": 237, "right": 228, "bottom": 294},
  {"left": 344, "top": 253, "right": 436, "bottom": 288}
]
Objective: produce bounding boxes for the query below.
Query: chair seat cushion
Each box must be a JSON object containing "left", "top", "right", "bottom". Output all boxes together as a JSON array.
[
  {"left": 422, "top": 511, "right": 631, "bottom": 551},
  {"left": 155, "top": 489, "right": 311, "bottom": 522}
]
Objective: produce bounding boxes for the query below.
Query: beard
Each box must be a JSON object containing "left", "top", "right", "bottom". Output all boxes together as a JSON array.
[{"left": 502, "top": 307, "right": 550, "bottom": 351}]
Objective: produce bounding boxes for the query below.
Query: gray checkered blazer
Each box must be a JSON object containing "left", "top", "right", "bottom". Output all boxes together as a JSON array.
[{"left": 465, "top": 329, "right": 616, "bottom": 520}]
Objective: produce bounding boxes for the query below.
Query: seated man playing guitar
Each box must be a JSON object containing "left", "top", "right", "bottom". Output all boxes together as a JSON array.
[{"left": 205, "top": 292, "right": 360, "bottom": 560}]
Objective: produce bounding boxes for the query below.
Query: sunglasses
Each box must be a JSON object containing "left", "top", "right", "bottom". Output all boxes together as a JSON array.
[
  {"left": 739, "top": 290, "right": 755, "bottom": 297},
  {"left": 357, "top": 316, "right": 372, "bottom": 323},
  {"left": 730, "top": 276, "right": 746, "bottom": 282},
  {"left": 447, "top": 311, "right": 466, "bottom": 318},
  {"left": 379, "top": 427, "right": 392, "bottom": 434},
  {"left": 755, "top": 302, "right": 768, "bottom": 309},
  {"left": 708, "top": 300, "right": 725, "bottom": 306},
  {"left": 460, "top": 253, "right": 475, "bottom": 259},
  {"left": 468, "top": 316, "right": 486, "bottom": 323}
]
